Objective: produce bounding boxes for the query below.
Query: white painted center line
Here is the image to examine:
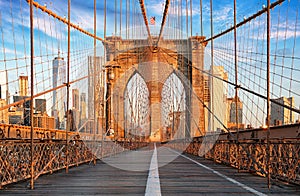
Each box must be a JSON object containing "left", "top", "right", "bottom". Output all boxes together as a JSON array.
[
  {"left": 168, "top": 148, "right": 267, "bottom": 196},
  {"left": 145, "top": 144, "right": 161, "bottom": 196}
]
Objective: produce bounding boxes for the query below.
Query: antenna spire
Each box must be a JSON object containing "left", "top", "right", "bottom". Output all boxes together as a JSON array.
[{"left": 58, "top": 43, "right": 61, "bottom": 57}]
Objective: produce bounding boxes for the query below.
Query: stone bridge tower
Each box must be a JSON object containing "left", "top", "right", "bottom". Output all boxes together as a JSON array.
[{"left": 103, "top": 36, "right": 207, "bottom": 142}]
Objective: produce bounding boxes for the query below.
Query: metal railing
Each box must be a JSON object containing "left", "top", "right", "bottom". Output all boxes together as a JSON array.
[
  {"left": 0, "top": 135, "right": 149, "bottom": 188},
  {"left": 169, "top": 137, "right": 300, "bottom": 185}
]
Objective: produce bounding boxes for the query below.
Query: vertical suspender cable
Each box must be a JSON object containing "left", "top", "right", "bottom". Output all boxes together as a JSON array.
[
  {"left": 102, "top": 0, "right": 107, "bottom": 158},
  {"left": 66, "top": 0, "right": 71, "bottom": 174},
  {"left": 190, "top": 0, "right": 193, "bottom": 137},
  {"left": 134, "top": 0, "right": 136, "bottom": 39},
  {"left": 190, "top": 0, "right": 192, "bottom": 36},
  {"left": 93, "top": 0, "right": 97, "bottom": 165},
  {"left": 200, "top": 0, "right": 203, "bottom": 36},
  {"left": 131, "top": 0, "right": 133, "bottom": 39},
  {"left": 120, "top": 0, "right": 122, "bottom": 36},
  {"left": 266, "top": 0, "right": 271, "bottom": 190},
  {"left": 185, "top": 0, "right": 188, "bottom": 39},
  {"left": 185, "top": 0, "right": 190, "bottom": 138},
  {"left": 171, "top": 0, "right": 174, "bottom": 39},
  {"left": 234, "top": 0, "right": 240, "bottom": 172},
  {"left": 199, "top": 0, "right": 205, "bottom": 131},
  {"left": 115, "top": 0, "right": 117, "bottom": 35},
  {"left": 126, "top": 0, "right": 128, "bottom": 39},
  {"left": 124, "top": 0, "right": 128, "bottom": 137},
  {"left": 104, "top": 0, "right": 107, "bottom": 39},
  {"left": 210, "top": 0, "right": 214, "bottom": 132},
  {"left": 29, "top": 0, "right": 34, "bottom": 189},
  {"left": 181, "top": 0, "right": 183, "bottom": 41}
]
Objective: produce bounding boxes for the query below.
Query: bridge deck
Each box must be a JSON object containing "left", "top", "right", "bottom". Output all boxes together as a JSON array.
[{"left": 1, "top": 146, "right": 299, "bottom": 195}]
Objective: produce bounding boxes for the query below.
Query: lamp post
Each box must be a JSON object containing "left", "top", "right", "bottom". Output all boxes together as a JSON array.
[{"left": 105, "top": 65, "right": 120, "bottom": 140}]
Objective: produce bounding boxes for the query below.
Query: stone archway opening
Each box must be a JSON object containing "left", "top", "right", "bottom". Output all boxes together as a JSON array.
[
  {"left": 161, "top": 72, "right": 186, "bottom": 141},
  {"left": 124, "top": 72, "right": 150, "bottom": 142}
]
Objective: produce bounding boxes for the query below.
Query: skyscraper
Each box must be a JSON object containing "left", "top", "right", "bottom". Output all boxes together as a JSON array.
[
  {"left": 19, "top": 76, "right": 28, "bottom": 96},
  {"left": 88, "top": 56, "right": 103, "bottom": 119},
  {"left": 52, "top": 51, "right": 66, "bottom": 129},
  {"left": 72, "top": 89, "right": 80, "bottom": 129},
  {"left": 0, "top": 99, "right": 8, "bottom": 123},
  {"left": 204, "top": 75, "right": 210, "bottom": 131},
  {"left": 80, "top": 92, "right": 87, "bottom": 127},
  {"left": 72, "top": 89, "right": 79, "bottom": 110},
  {"left": 208, "top": 66, "right": 228, "bottom": 132},
  {"left": 0, "top": 70, "right": 8, "bottom": 103},
  {"left": 35, "top": 99, "right": 47, "bottom": 114},
  {"left": 271, "top": 97, "right": 295, "bottom": 126},
  {"left": 226, "top": 96, "right": 244, "bottom": 130}
]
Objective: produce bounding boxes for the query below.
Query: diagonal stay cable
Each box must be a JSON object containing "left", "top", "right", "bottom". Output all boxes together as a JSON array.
[
  {"left": 27, "top": 0, "right": 110, "bottom": 44},
  {"left": 160, "top": 47, "right": 300, "bottom": 115},
  {"left": 202, "top": 0, "right": 285, "bottom": 43},
  {"left": 156, "top": 0, "right": 170, "bottom": 46}
]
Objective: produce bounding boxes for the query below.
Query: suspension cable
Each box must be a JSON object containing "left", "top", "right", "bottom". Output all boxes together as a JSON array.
[
  {"left": 138, "top": 0, "right": 153, "bottom": 45},
  {"left": 156, "top": 0, "right": 170, "bottom": 46}
]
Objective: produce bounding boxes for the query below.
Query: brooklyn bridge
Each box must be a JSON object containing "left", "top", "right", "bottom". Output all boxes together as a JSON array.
[{"left": 0, "top": 0, "right": 299, "bottom": 195}]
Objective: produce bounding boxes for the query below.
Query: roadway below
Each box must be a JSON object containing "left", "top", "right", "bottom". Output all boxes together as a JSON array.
[{"left": 1, "top": 144, "right": 299, "bottom": 195}]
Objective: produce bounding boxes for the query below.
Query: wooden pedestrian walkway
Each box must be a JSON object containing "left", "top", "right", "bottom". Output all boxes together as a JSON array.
[{"left": 1, "top": 146, "right": 299, "bottom": 195}]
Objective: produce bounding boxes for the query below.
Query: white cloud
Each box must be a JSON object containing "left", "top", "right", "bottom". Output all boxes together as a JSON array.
[
  {"left": 248, "top": 19, "right": 300, "bottom": 40},
  {"left": 271, "top": 21, "right": 300, "bottom": 40},
  {"left": 69, "top": 7, "right": 95, "bottom": 30},
  {"left": 3, "top": 48, "right": 24, "bottom": 57},
  {"left": 147, "top": 0, "right": 199, "bottom": 17},
  {"left": 147, "top": 1, "right": 165, "bottom": 15},
  {"left": 213, "top": 6, "right": 233, "bottom": 23},
  {"left": 271, "top": 29, "right": 300, "bottom": 40}
]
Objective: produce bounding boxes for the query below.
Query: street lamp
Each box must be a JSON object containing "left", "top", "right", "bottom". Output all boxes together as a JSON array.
[
  {"left": 105, "top": 64, "right": 120, "bottom": 140},
  {"left": 108, "top": 69, "right": 115, "bottom": 80}
]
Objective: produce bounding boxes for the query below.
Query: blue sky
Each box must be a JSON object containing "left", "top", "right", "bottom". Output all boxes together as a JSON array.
[
  {"left": 0, "top": 0, "right": 298, "bottom": 44},
  {"left": 0, "top": 0, "right": 288, "bottom": 39},
  {"left": 0, "top": 0, "right": 299, "bottom": 127}
]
